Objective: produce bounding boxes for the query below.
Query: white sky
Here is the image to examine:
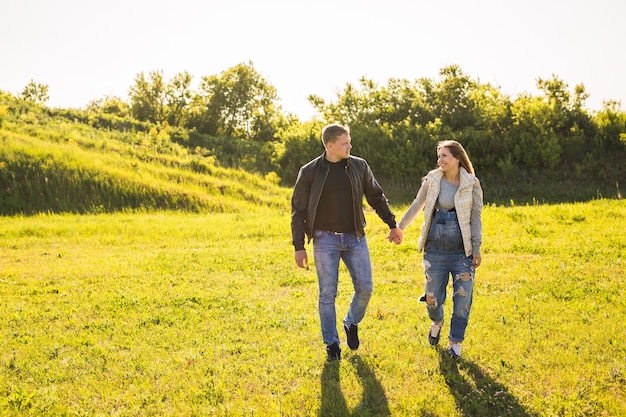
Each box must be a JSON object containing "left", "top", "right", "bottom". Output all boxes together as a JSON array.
[{"left": 1, "top": 0, "right": 625, "bottom": 119}]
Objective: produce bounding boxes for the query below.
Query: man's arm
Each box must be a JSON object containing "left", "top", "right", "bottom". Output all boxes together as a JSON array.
[{"left": 291, "top": 167, "right": 311, "bottom": 264}]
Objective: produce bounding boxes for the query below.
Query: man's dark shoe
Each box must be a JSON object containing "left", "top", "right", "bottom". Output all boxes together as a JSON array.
[
  {"left": 326, "top": 342, "right": 341, "bottom": 361},
  {"left": 344, "top": 324, "right": 360, "bottom": 350}
]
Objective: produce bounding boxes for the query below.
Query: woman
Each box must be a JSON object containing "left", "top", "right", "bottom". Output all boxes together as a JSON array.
[{"left": 397, "top": 140, "right": 483, "bottom": 359}]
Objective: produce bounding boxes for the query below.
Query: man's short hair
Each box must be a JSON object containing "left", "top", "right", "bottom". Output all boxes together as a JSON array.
[{"left": 321, "top": 123, "right": 350, "bottom": 145}]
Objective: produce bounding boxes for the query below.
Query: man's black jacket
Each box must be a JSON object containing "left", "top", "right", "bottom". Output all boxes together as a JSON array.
[{"left": 291, "top": 153, "right": 397, "bottom": 251}]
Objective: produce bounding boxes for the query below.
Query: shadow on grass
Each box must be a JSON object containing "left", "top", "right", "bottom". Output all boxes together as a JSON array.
[
  {"left": 437, "top": 346, "right": 538, "bottom": 417},
  {"left": 320, "top": 354, "right": 390, "bottom": 417}
]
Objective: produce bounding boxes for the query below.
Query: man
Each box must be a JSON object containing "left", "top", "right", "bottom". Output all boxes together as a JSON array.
[{"left": 291, "top": 123, "right": 403, "bottom": 361}]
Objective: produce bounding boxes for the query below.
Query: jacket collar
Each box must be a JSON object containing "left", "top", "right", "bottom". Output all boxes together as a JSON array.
[
  {"left": 319, "top": 152, "right": 350, "bottom": 166},
  {"left": 426, "top": 167, "right": 474, "bottom": 188}
]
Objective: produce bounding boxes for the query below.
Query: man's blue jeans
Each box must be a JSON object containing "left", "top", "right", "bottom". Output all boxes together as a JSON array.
[{"left": 313, "top": 230, "right": 373, "bottom": 346}]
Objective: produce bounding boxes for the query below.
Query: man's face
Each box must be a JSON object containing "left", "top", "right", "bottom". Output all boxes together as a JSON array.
[{"left": 325, "top": 133, "right": 352, "bottom": 162}]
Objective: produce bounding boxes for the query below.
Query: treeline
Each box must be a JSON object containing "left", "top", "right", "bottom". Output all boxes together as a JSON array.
[{"left": 5, "top": 62, "right": 626, "bottom": 204}]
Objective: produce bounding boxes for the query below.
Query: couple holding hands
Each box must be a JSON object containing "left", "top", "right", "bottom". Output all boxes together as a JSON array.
[{"left": 291, "top": 123, "right": 482, "bottom": 361}]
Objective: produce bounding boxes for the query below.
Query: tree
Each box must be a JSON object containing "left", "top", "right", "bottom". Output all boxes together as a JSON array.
[
  {"left": 507, "top": 94, "right": 562, "bottom": 169},
  {"left": 381, "top": 78, "right": 434, "bottom": 127},
  {"left": 86, "top": 96, "right": 130, "bottom": 117},
  {"left": 309, "top": 78, "right": 383, "bottom": 127},
  {"left": 189, "top": 62, "right": 281, "bottom": 141},
  {"left": 128, "top": 70, "right": 193, "bottom": 127},
  {"left": 426, "top": 65, "right": 478, "bottom": 131},
  {"left": 536, "top": 75, "right": 595, "bottom": 164},
  {"left": 165, "top": 71, "right": 192, "bottom": 127},
  {"left": 595, "top": 100, "right": 626, "bottom": 154},
  {"left": 20, "top": 80, "right": 49, "bottom": 105},
  {"left": 276, "top": 120, "right": 325, "bottom": 184},
  {"left": 129, "top": 70, "right": 166, "bottom": 123}
]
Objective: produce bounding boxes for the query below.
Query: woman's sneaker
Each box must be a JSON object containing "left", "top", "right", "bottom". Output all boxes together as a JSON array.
[
  {"left": 428, "top": 323, "right": 442, "bottom": 345},
  {"left": 446, "top": 344, "right": 461, "bottom": 360}
]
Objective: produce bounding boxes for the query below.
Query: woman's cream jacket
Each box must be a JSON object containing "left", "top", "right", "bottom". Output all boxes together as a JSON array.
[{"left": 398, "top": 167, "right": 482, "bottom": 257}]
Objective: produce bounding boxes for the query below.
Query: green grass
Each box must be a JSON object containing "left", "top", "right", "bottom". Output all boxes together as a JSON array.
[
  {"left": 0, "top": 114, "right": 291, "bottom": 215},
  {"left": 1, "top": 200, "right": 625, "bottom": 416}
]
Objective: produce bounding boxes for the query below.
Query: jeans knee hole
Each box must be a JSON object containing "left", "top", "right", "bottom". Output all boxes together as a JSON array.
[
  {"left": 459, "top": 272, "right": 472, "bottom": 281},
  {"left": 455, "top": 287, "right": 468, "bottom": 298}
]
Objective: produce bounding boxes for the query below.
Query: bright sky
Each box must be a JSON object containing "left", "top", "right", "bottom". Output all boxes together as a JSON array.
[{"left": 2, "top": 0, "right": 625, "bottom": 120}]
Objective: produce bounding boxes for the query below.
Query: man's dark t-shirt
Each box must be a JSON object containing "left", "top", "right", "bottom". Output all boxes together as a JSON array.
[{"left": 313, "top": 159, "right": 355, "bottom": 233}]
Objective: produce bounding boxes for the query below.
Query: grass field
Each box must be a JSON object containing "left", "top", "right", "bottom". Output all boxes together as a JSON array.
[{"left": 1, "top": 200, "right": 625, "bottom": 416}]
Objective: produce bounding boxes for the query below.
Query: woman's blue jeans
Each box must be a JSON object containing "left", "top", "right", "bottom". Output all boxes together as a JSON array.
[
  {"left": 423, "top": 209, "right": 475, "bottom": 343},
  {"left": 313, "top": 230, "right": 373, "bottom": 346}
]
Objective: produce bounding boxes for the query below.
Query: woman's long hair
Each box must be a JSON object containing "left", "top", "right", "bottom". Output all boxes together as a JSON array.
[{"left": 437, "top": 140, "right": 475, "bottom": 175}]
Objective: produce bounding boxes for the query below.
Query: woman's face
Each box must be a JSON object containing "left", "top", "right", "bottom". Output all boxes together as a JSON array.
[{"left": 437, "top": 147, "right": 459, "bottom": 173}]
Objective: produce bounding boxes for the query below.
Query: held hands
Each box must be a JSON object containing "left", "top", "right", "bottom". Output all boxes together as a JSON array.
[{"left": 387, "top": 227, "right": 403, "bottom": 245}]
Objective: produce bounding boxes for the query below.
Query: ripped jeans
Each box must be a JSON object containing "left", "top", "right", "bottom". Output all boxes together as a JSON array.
[{"left": 423, "top": 209, "right": 474, "bottom": 343}]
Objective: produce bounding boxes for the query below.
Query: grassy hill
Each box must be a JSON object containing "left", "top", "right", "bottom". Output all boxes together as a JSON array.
[{"left": 0, "top": 102, "right": 290, "bottom": 215}]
